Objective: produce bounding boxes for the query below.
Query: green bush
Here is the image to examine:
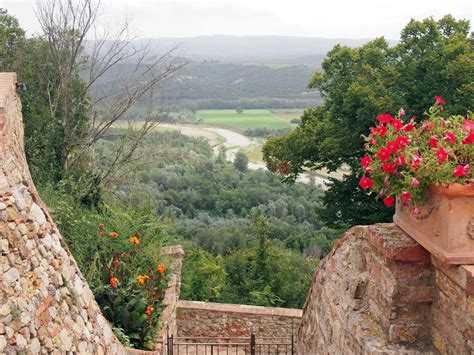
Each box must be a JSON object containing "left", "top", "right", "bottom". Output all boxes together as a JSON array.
[{"left": 40, "top": 185, "right": 169, "bottom": 349}]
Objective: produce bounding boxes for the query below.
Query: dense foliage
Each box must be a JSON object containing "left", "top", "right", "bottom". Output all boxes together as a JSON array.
[
  {"left": 359, "top": 99, "right": 473, "bottom": 207},
  {"left": 263, "top": 16, "right": 473, "bottom": 228},
  {"left": 98, "top": 129, "right": 338, "bottom": 308},
  {"left": 93, "top": 62, "right": 321, "bottom": 110},
  {"left": 40, "top": 185, "right": 169, "bottom": 349}
]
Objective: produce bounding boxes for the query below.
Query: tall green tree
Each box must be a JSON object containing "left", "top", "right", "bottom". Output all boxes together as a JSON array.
[
  {"left": 263, "top": 15, "right": 473, "bottom": 228},
  {"left": 233, "top": 151, "right": 249, "bottom": 172},
  {"left": 0, "top": 9, "right": 24, "bottom": 71}
]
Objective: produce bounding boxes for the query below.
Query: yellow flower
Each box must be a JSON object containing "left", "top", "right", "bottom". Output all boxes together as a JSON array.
[
  {"left": 109, "top": 277, "right": 118, "bottom": 288},
  {"left": 130, "top": 236, "right": 140, "bottom": 245},
  {"left": 156, "top": 263, "right": 165, "bottom": 274},
  {"left": 145, "top": 306, "right": 154, "bottom": 316},
  {"left": 137, "top": 275, "right": 147, "bottom": 284}
]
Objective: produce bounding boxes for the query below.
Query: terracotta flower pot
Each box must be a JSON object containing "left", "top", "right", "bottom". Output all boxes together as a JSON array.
[{"left": 393, "top": 181, "right": 474, "bottom": 265}]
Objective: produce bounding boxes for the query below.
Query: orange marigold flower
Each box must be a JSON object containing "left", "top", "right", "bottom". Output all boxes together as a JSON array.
[
  {"left": 109, "top": 277, "right": 118, "bottom": 288},
  {"left": 98, "top": 231, "right": 104, "bottom": 238},
  {"left": 156, "top": 263, "right": 165, "bottom": 274},
  {"left": 130, "top": 236, "right": 140, "bottom": 245},
  {"left": 137, "top": 275, "right": 147, "bottom": 284},
  {"left": 109, "top": 231, "right": 118, "bottom": 238},
  {"left": 144, "top": 275, "right": 150, "bottom": 281},
  {"left": 98, "top": 223, "right": 105, "bottom": 229},
  {"left": 145, "top": 306, "right": 154, "bottom": 316}
]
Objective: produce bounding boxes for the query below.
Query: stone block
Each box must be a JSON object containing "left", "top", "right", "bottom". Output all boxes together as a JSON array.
[{"left": 388, "top": 323, "right": 424, "bottom": 343}]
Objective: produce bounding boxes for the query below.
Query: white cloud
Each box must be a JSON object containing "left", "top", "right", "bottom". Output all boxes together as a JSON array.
[{"left": 2, "top": 0, "right": 472, "bottom": 39}]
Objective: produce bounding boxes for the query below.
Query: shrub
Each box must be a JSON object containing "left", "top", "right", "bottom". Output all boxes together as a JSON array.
[
  {"left": 40, "top": 185, "right": 169, "bottom": 349},
  {"left": 92, "top": 225, "right": 169, "bottom": 350}
]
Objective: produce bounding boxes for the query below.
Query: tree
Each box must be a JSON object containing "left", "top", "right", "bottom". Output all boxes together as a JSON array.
[
  {"left": 0, "top": 9, "right": 24, "bottom": 71},
  {"left": 31, "top": 0, "right": 185, "bottom": 200},
  {"left": 263, "top": 16, "right": 473, "bottom": 228},
  {"left": 236, "top": 107, "right": 244, "bottom": 114},
  {"left": 233, "top": 151, "right": 249, "bottom": 172}
]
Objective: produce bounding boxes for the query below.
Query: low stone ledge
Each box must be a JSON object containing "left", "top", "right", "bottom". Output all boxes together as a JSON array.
[
  {"left": 177, "top": 300, "right": 302, "bottom": 318},
  {"left": 366, "top": 223, "right": 431, "bottom": 262},
  {"left": 176, "top": 301, "right": 301, "bottom": 339},
  {"left": 431, "top": 256, "right": 474, "bottom": 296}
]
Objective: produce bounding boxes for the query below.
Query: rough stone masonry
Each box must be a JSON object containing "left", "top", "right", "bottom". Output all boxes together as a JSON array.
[
  {"left": 0, "top": 73, "right": 127, "bottom": 354},
  {"left": 297, "top": 223, "right": 474, "bottom": 354}
]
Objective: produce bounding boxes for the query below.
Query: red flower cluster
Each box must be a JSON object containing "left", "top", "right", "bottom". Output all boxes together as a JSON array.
[{"left": 359, "top": 96, "right": 473, "bottom": 208}]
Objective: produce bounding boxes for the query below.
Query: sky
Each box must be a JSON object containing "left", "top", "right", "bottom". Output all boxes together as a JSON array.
[{"left": 1, "top": 0, "right": 473, "bottom": 39}]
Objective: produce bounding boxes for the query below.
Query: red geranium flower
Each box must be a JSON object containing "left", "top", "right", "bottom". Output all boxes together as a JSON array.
[
  {"left": 360, "top": 155, "right": 372, "bottom": 168},
  {"left": 429, "top": 136, "right": 438, "bottom": 148},
  {"left": 403, "top": 123, "right": 415, "bottom": 132},
  {"left": 411, "top": 177, "right": 420, "bottom": 187},
  {"left": 401, "top": 191, "right": 411, "bottom": 202},
  {"left": 391, "top": 118, "right": 403, "bottom": 131},
  {"left": 383, "top": 196, "right": 395, "bottom": 207},
  {"left": 383, "top": 162, "right": 395, "bottom": 174},
  {"left": 359, "top": 176, "right": 374, "bottom": 190},
  {"left": 462, "top": 118, "right": 474, "bottom": 131},
  {"left": 386, "top": 141, "right": 399, "bottom": 154},
  {"left": 462, "top": 131, "right": 474, "bottom": 145},
  {"left": 434, "top": 95, "right": 445, "bottom": 105},
  {"left": 423, "top": 120, "right": 435, "bottom": 131},
  {"left": 435, "top": 147, "right": 448, "bottom": 163},
  {"left": 382, "top": 162, "right": 395, "bottom": 174},
  {"left": 396, "top": 135, "right": 410, "bottom": 148},
  {"left": 398, "top": 108, "right": 406, "bottom": 117},
  {"left": 377, "top": 147, "right": 391, "bottom": 161},
  {"left": 409, "top": 153, "right": 423, "bottom": 169},
  {"left": 376, "top": 114, "right": 393, "bottom": 124},
  {"left": 395, "top": 154, "right": 406, "bottom": 165},
  {"left": 368, "top": 137, "right": 377, "bottom": 145},
  {"left": 378, "top": 125, "right": 388, "bottom": 137},
  {"left": 444, "top": 131, "right": 456, "bottom": 144},
  {"left": 454, "top": 165, "right": 470, "bottom": 177}
]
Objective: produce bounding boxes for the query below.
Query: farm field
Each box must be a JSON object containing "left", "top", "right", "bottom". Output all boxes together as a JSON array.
[{"left": 195, "top": 109, "right": 298, "bottom": 130}]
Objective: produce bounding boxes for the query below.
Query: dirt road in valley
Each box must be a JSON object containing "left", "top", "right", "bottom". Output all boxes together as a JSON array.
[{"left": 158, "top": 124, "right": 329, "bottom": 188}]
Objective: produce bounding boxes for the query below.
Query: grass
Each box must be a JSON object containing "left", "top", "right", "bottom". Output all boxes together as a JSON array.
[
  {"left": 195, "top": 109, "right": 294, "bottom": 130},
  {"left": 240, "top": 137, "right": 266, "bottom": 163}
]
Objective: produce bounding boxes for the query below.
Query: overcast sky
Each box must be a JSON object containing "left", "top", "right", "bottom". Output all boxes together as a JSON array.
[{"left": 2, "top": 0, "right": 472, "bottom": 39}]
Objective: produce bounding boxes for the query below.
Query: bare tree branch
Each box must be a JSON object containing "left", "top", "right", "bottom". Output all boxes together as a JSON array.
[{"left": 34, "top": 0, "right": 187, "bottom": 195}]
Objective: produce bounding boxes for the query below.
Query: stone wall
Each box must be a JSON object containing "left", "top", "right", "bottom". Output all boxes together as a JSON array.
[
  {"left": 0, "top": 73, "right": 126, "bottom": 353},
  {"left": 177, "top": 301, "right": 301, "bottom": 338},
  {"left": 297, "top": 223, "right": 473, "bottom": 354},
  {"left": 0, "top": 73, "right": 184, "bottom": 354}
]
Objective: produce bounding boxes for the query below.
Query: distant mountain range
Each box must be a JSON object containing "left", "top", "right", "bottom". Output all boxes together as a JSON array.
[
  {"left": 133, "top": 35, "right": 397, "bottom": 65},
  {"left": 87, "top": 35, "right": 397, "bottom": 110}
]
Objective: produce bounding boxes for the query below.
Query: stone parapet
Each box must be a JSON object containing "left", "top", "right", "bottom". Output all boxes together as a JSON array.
[
  {"left": 297, "top": 224, "right": 438, "bottom": 354},
  {"left": 297, "top": 223, "right": 474, "bottom": 354},
  {"left": 176, "top": 301, "right": 301, "bottom": 338}
]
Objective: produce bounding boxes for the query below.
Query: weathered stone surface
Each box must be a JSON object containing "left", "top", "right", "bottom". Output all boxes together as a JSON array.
[
  {"left": 177, "top": 301, "right": 301, "bottom": 338},
  {"left": 3, "top": 267, "right": 20, "bottom": 286},
  {"left": 297, "top": 223, "right": 473, "bottom": 354},
  {"left": 0, "top": 73, "right": 126, "bottom": 353}
]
